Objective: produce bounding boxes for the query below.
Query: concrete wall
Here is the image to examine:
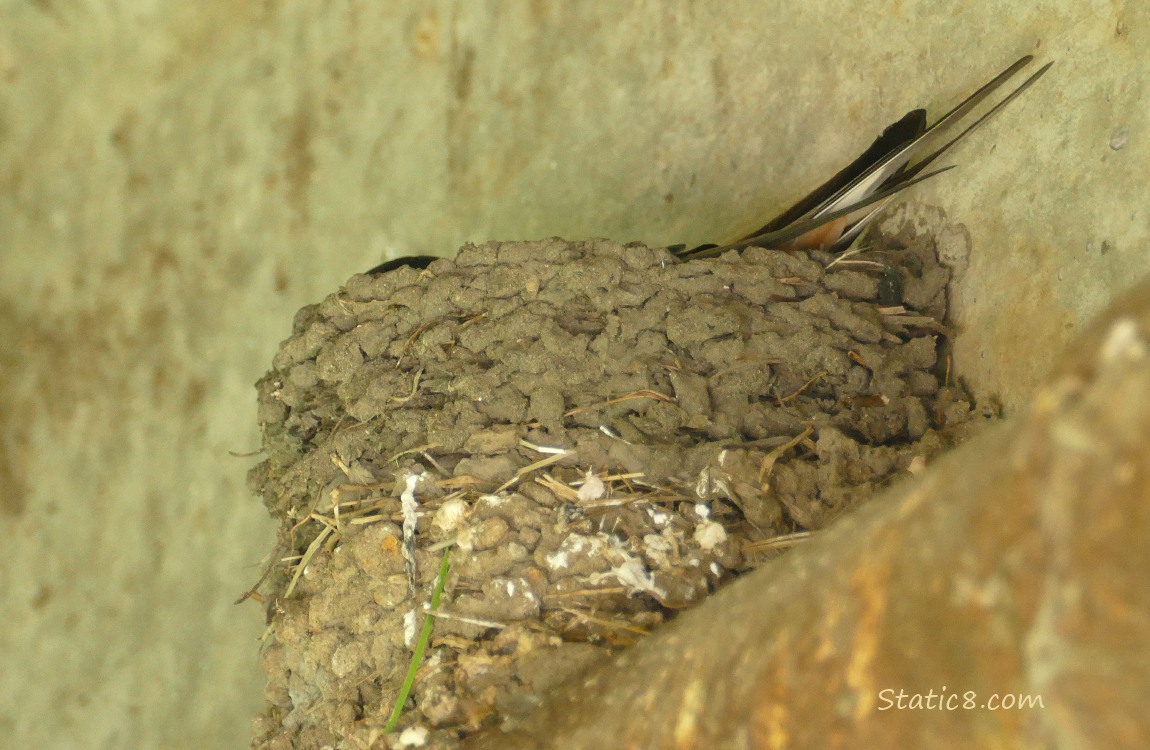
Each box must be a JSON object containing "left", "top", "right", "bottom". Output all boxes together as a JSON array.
[{"left": 1, "top": 2, "right": 1146, "bottom": 747}]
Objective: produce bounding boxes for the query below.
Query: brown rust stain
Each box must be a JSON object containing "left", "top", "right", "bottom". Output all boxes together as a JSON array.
[
  {"left": 0, "top": 393, "right": 31, "bottom": 515},
  {"left": 845, "top": 552, "right": 894, "bottom": 720},
  {"left": 0, "top": 287, "right": 208, "bottom": 516},
  {"left": 411, "top": 10, "right": 441, "bottom": 61},
  {"left": 283, "top": 102, "right": 316, "bottom": 232}
]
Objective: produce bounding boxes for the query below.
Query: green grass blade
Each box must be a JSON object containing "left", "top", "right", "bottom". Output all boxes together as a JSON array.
[{"left": 384, "top": 545, "right": 452, "bottom": 733}]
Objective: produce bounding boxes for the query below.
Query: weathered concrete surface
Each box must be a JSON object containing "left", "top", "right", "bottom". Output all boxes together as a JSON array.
[
  {"left": 1, "top": 2, "right": 1148, "bottom": 748},
  {"left": 468, "top": 280, "right": 1150, "bottom": 750}
]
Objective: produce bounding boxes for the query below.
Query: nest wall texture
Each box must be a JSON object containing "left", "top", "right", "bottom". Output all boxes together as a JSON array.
[{"left": 247, "top": 230, "right": 988, "bottom": 747}]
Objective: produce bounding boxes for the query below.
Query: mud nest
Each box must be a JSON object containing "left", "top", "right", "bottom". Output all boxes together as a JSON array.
[{"left": 247, "top": 219, "right": 991, "bottom": 748}]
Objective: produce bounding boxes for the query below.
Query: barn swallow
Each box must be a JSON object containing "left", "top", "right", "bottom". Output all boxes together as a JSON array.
[
  {"left": 365, "top": 56, "right": 1050, "bottom": 275},
  {"left": 364, "top": 255, "right": 438, "bottom": 275},
  {"left": 674, "top": 55, "right": 1052, "bottom": 260}
]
